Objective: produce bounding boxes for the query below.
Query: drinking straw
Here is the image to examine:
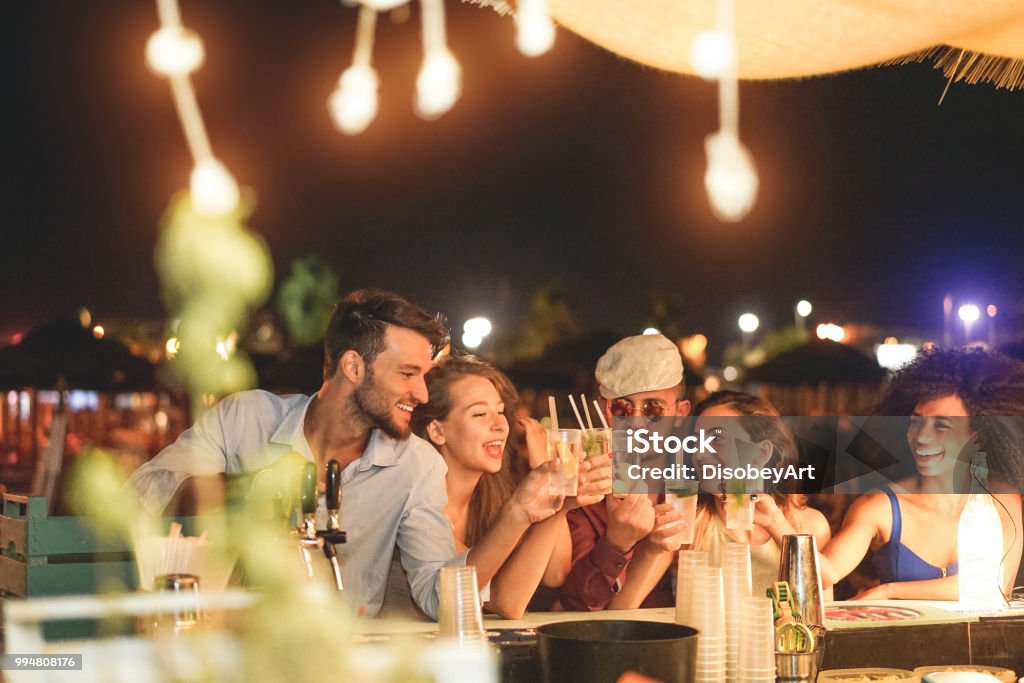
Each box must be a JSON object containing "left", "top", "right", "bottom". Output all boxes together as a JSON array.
[
  {"left": 593, "top": 400, "right": 610, "bottom": 430},
  {"left": 567, "top": 394, "right": 586, "bottom": 431},
  {"left": 581, "top": 395, "right": 595, "bottom": 430},
  {"left": 548, "top": 396, "right": 559, "bottom": 431}
]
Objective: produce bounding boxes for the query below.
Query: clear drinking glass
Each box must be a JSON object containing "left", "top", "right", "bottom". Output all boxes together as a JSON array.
[
  {"left": 547, "top": 429, "right": 582, "bottom": 497},
  {"left": 581, "top": 427, "right": 613, "bottom": 495}
]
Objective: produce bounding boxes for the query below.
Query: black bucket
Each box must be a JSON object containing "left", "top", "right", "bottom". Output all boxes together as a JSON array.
[{"left": 537, "top": 620, "right": 698, "bottom": 683}]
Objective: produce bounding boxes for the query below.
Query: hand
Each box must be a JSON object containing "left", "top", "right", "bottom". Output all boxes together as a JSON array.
[
  {"left": 850, "top": 583, "right": 890, "bottom": 601},
  {"left": 605, "top": 494, "right": 655, "bottom": 553},
  {"left": 751, "top": 493, "right": 782, "bottom": 529},
  {"left": 640, "top": 503, "right": 686, "bottom": 553},
  {"left": 566, "top": 454, "right": 613, "bottom": 510},
  {"left": 518, "top": 416, "right": 550, "bottom": 469},
  {"left": 507, "top": 460, "right": 563, "bottom": 525}
]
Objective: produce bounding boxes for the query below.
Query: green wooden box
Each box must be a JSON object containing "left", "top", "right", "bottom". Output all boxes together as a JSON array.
[{"left": 0, "top": 493, "right": 212, "bottom": 639}]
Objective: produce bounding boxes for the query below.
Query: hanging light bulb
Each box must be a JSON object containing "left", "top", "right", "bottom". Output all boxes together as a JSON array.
[
  {"left": 689, "top": 29, "right": 734, "bottom": 80},
  {"left": 415, "top": 48, "right": 461, "bottom": 119},
  {"left": 704, "top": 130, "right": 759, "bottom": 222},
  {"left": 146, "top": 25, "right": 206, "bottom": 77},
  {"left": 190, "top": 158, "right": 240, "bottom": 216},
  {"left": 515, "top": 0, "right": 555, "bottom": 57},
  {"left": 328, "top": 65, "right": 380, "bottom": 134}
]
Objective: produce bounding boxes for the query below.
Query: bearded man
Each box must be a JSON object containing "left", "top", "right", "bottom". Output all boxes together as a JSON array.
[{"left": 129, "top": 289, "right": 460, "bottom": 618}]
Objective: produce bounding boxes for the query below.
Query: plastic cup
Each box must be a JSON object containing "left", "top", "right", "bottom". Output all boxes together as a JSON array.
[
  {"left": 739, "top": 597, "right": 775, "bottom": 652},
  {"left": 438, "top": 566, "right": 486, "bottom": 642},
  {"left": 547, "top": 429, "right": 581, "bottom": 497},
  {"left": 580, "top": 428, "right": 613, "bottom": 495},
  {"left": 675, "top": 550, "right": 707, "bottom": 626},
  {"left": 665, "top": 479, "right": 700, "bottom": 545},
  {"left": 725, "top": 493, "right": 755, "bottom": 531}
]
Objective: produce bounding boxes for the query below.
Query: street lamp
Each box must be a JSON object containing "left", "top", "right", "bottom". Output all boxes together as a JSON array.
[
  {"left": 738, "top": 313, "right": 759, "bottom": 366},
  {"left": 958, "top": 304, "right": 980, "bottom": 344},
  {"left": 462, "top": 316, "right": 493, "bottom": 350},
  {"left": 987, "top": 305, "right": 997, "bottom": 346},
  {"left": 795, "top": 299, "right": 812, "bottom": 335}
]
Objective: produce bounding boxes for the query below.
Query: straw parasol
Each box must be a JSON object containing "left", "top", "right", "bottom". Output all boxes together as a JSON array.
[{"left": 471, "top": 0, "right": 1024, "bottom": 89}]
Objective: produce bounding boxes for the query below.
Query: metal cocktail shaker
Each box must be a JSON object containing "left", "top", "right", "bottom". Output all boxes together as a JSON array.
[
  {"left": 778, "top": 533, "right": 826, "bottom": 648},
  {"left": 778, "top": 534, "right": 824, "bottom": 627}
]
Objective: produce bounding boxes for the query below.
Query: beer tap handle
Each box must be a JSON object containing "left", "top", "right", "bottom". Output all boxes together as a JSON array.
[
  {"left": 326, "top": 460, "right": 341, "bottom": 527},
  {"left": 319, "top": 459, "right": 346, "bottom": 544},
  {"left": 298, "top": 462, "right": 317, "bottom": 538}
]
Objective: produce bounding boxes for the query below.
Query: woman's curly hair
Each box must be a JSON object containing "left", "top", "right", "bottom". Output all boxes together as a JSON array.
[{"left": 874, "top": 347, "right": 1024, "bottom": 491}]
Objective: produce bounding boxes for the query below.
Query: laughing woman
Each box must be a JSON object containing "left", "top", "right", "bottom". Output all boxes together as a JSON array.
[
  {"left": 412, "top": 356, "right": 611, "bottom": 618},
  {"left": 813, "top": 348, "right": 1024, "bottom": 600}
]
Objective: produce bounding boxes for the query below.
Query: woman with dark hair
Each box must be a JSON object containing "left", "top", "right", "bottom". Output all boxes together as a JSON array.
[
  {"left": 690, "top": 391, "right": 832, "bottom": 593},
  {"left": 817, "top": 347, "right": 1024, "bottom": 600},
  {"left": 411, "top": 356, "right": 612, "bottom": 618}
]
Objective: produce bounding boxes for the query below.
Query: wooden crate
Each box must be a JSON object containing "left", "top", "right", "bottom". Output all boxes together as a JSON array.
[
  {"left": 0, "top": 494, "right": 138, "bottom": 598},
  {"left": 0, "top": 494, "right": 213, "bottom": 640}
]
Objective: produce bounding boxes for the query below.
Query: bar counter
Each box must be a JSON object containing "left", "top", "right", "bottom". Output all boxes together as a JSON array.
[{"left": 357, "top": 601, "right": 1024, "bottom": 681}]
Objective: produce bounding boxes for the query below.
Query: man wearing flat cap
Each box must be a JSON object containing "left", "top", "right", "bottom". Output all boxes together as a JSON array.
[{"left": 558, "top": 334, "right": 690, "bottom": 611}]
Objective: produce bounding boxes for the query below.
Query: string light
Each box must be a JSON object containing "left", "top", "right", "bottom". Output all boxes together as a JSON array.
[
  {"left": 689, "top": 29, "right": 733, "bottom": 80},
  {"left": 145, "top": 25, "right": 205, "bottom": 77},
  {"left": 704, "top": 130, "right": 758, "bottom": 222},
  {"left": 415, "top": 48, "right": 462, "bottom": 119},
  {"left": 515, "top": 0, "right": 556, "bottom": 57},
  {"left": 328, "top": 7, "right": 380, "bottom": 135},
  {"left": 700, "top": 0, "right": 759, "bottom": 222},
  {"left": 415, "top": 0, "right": 461, "bottom": 119},
  {"left": 148, "top": 0, "right": 240, "bottom": 217},
  {"left": 190, "top": 158, "right": 240, "bottom": 216}
]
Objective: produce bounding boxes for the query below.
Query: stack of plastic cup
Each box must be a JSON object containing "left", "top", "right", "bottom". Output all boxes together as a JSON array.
[
  {"left": 438, "top": 566, "right": 487, "bottom": 643},
  {"left": 738, "top": 596, "right": 776, "bottom": 683},
  {"left": 675, "top": 550, "right": 707, "bottom": 627},
  {"left": 692, "top": 565, "right": 727, "bottom": 683},
  {"left": 722, "top": 543, "right": 753, "bottom": 682}
]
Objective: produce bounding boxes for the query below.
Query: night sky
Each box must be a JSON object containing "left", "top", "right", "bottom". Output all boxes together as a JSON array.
[{"left": 6, "top": 0, "right": 1024, "bottom": 360}]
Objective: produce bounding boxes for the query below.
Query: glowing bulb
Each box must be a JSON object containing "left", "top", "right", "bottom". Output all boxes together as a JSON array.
[
  {"left": 738, "top": 313, "right": 759, "bottom": 333},
  {"left": 958, "top": 304, "right": 980, "bottom": 323},
  {"left": 190, "top": 158, "right": 239, "bottom": 216},
  {"left": 689, "top": 30, "right": 734, "bottom": 79},
  {"left": 92, "top": 325, "right": 105, "bottom": 339},
  {"left": 462, "top": 331, "right": 483, "bottom": 349},
  {"left": 642, "top": 327, "right": 661, "bottom": 336},
  {"left": 165, "top": 337, "right": 180, "bottom": 358},
  {"left": 463, "top": 317, "right": 493, "bottom": 338},
  {"left": 328, "top": 65, "right": 380, "bottom": 135},
  {"left": 816, "top": 323, "right": 846, "bottom": 343},
  {"left": 704, "top": 131, "right": 759, "bottom": 222},
  {"left": 415, "top": 49, "right": 461, "bottom": 120},
  {"left": 145, "top": 25, "right": 205, "bottom": 77},
  {"left": 986, "top": 305, "right": 997, "bottom": 317},
  {"left": 796, "top": 300, "right": 813, "bottom": 317},
  {"left": 515, "top": 0, "right": 556, "bottom": 57}
]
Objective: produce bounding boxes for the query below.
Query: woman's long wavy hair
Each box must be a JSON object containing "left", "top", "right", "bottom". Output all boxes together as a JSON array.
[
  {"left": 411, "top": 356, "right": 517, "bottom": 547},
  {"left": 687, "top": 390, "right": 809, "bottom": 550}
]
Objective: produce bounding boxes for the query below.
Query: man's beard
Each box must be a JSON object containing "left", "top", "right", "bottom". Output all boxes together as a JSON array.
[{"left": 352, "top": 368, "right": 410, "bottom": 440}]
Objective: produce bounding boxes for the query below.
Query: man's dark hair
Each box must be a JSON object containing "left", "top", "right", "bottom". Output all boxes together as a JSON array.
[{"left": 323, "top": 289, "right": 449, "bottom": 379}]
